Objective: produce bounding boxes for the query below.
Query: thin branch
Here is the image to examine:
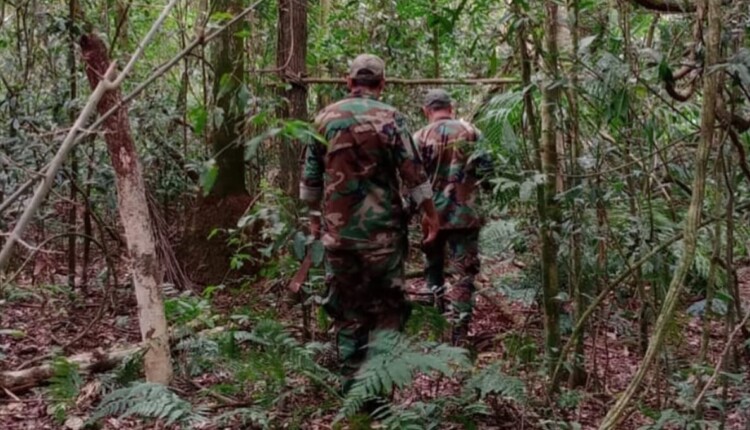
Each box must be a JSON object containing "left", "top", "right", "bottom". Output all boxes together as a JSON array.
[
  {"left": 0, "top": 64, "right": 115, "bottom": 271},
  {"left": 628, "top": 0, "right": 696, "bottom": 13},
  {"left": 692, "top": 308, "right": 750, "bottom": 409},
  {"left": 301, "top": 77, "right": 521, "bottom": 85},
  {"left": 0, "top": 0, "right": 184, "bottom": 271}
]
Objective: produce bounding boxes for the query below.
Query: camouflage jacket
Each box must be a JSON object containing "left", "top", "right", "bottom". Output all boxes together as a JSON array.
[
  {"left": 300, "top": 90, "right": 433, "bottom": 251},
  {"left": 413, "top": 116, "right": 491, "bottom": 230}
]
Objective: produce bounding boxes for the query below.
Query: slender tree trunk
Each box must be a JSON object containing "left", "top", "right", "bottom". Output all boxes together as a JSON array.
[
  {"left": 276, "top": 0, "right": 307, "bottom": 198},
  {"left": 564, "top": 0, "right": 587, "bottom": 388},
  {"left": 598, "top": 0, "right": 721, "bottom": 427},
  {"left": 79, "top": 33, "right": 172, "bottom": 385},
  {"left": 540, "top": 0, "right": 562, "bottom": 384},
  {"left": 210, "top": 0, "right": 246, "bottom": 197},
  {"left": 66, "top": 0, "right": 78, "bottom": 291}
]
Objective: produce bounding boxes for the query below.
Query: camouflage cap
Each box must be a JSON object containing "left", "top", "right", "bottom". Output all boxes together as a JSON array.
[
  {"left": 423, "top": 88, "right": 452, "bottom": 108},
  {"left": 349, "top": 54, "right": 385, "bottom": 79}
]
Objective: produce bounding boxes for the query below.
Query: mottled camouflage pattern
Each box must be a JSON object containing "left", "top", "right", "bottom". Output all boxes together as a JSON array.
[
  {"left": 301, "top": 89, "right": 430, "bottom": 390},
  {"left": 413, "top": 117, "right": 491, "bottom": 230},
  {"left": 322, "top": 245, "right": 410, "bottom": 387},
  {"left": 301, "top": 90, "right": 431, "bottom": 250},
  {"left": 423, "top": 229, "right": 479, "bottom": 344}
]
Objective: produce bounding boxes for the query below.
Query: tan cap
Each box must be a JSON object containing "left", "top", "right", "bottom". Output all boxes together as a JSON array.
[
  {"left": 349, "top": 54, "right": 385, "bottom": 79},
  {"left": 423, "top": 88, "right": 452, "bottom": 108}
]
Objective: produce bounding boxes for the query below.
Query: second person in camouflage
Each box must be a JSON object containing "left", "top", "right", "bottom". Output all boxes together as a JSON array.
[
  {"left": 299, "top": 54, "right": 440, "bottom": 392},
  {"left": 413, "top": 88, "right": 493, "bottom": 345}
]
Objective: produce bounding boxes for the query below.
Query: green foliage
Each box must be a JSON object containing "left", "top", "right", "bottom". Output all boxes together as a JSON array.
[
  {"left": 47, "top": 358, "right": 82, "bottom": 423},
  {"left": 405, "top": 303, "right": 450, "bottom": 340},
  {"left": 215, "top": 407, "right": 270, "bottom": 428},
  {"left": 463, "top": 363, "right": 526, "bottom": 403},
  {"left": 92, "top": 382, "right": 207, "bottom": 426},
  {"left": 338, "top": 330, "right": 469, "bottom": 420}
]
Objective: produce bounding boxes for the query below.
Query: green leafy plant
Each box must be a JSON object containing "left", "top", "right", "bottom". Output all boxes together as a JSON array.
[
  {"left": 47, "top": 357, "right": 83, "bottom": 423},
  {"left": 338, "top": 330, "right": 470, "bottom": 420},
  {"left": 91, "top": 382, "right": 207, "bottom": 426}
]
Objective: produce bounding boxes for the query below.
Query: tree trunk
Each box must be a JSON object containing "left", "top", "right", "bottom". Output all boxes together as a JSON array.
[
  {"left": 276, "top": 0, "right": 307, "bottom": 198},
  {"left": 540, "top": 0, "right": 562, "bottom": 384},
  {"left": 210, "top": 0, "right": 247, "bottom": 197},
  {"left": 79, "top": 33, "right": 173, "bottom": 385},
  {"left": 598, "top": 0, "right": 721, "bottom": 427},
  {"left": 66, "top": 0, "right": 78, "bottom": 291}
]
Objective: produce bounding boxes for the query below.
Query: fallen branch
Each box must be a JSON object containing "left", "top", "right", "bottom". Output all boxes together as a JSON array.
[
  {"left": 0, "top": 326, "right": 227, "bottom": 392},
  {"left": 629, "top": 0, "right": 696, "bottom": 13},
  {"left": 0, "top": 0, "right": 266, "bottom": 271},
  {"left": 301, "top": 77, "right": 520, "bottom": 86},
  {"left": 0, "top": 66, "right": 116, "bottom": 271},
  {"left": 0, "top": 346, "right": 142, "bottom": 391}
]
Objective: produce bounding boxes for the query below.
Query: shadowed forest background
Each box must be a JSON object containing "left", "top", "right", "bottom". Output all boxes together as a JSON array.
[{"left": 1, "top": 0, "right": 750, "bottom": 428}]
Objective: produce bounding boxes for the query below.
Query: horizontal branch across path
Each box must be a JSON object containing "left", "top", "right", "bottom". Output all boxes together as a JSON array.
[{"left": 300, "top": 77, "right": 520, "bottom": 85}]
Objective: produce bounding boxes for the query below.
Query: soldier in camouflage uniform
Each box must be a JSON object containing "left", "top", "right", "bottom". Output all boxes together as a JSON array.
[
  {"left": 414, "top": 89, "right": 492, "bottom": 345},
  {"left": 299, "top": 54, "right": 440, "bottom": 391}
]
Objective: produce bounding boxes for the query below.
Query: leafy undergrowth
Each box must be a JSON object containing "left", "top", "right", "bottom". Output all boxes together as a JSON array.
[{"left": 3, "top": 255, "right": 750, "bottom": 429}]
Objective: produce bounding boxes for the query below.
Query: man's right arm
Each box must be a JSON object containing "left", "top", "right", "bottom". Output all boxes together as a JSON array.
[{"left": 392, "top": 113, "right": 438, "bottom": 245}]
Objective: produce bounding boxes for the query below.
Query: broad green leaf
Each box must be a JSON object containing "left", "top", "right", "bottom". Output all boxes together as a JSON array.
[
  {"left": 311, "top": 240, "right": 325, "bottom": 266},
  {"left": 199, "top": 159, "right": 218, "bottom": 196}
]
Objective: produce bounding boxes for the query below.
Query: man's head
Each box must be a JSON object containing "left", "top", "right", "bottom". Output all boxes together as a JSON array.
[
  {"left": 347, "top": 54, "right": 386, "bottom": 95},
  {"left": 422, "top": 88, "right": 454, "bottom": 122}
]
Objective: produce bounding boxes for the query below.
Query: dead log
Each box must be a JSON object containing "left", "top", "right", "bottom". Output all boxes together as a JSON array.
[
  {"left": 0, "top": 327, "right": 226, "bottom": 392},
  {"left": 0, "top": 346, "right": 142, "bottom": 391}
]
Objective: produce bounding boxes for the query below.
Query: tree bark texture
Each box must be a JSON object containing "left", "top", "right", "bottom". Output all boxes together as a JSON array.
[
  {"left": 79, "top": 33, "right": 173, "bottom": 385},
  {"left": 210, "top": 0, "right": 247, "bottom": 197},
  {"left": 598, "top": 0, "right": 721, "bottom": 427},
  {"left": 276, "top": 0, "right": 308, "bottom": 198},
  {"left": 540, "top": 0, "right": 563, "bottom": 381}
]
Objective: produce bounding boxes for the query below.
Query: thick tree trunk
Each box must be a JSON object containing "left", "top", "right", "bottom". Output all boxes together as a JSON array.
[
  {"left": 210, "top": 0, "right": 246, "bottom": 197},
  {"left": 598, "top": 0, "right": 721, "bottom": 427},
  {"left": 276, "top": 0, "right": 307, "bottom": 198},
  {"left": 79, "top": 33, "right": 172, "bottom": 385},
  {"left": 540, "top": 0, "right": 562, "bottom": 383}
]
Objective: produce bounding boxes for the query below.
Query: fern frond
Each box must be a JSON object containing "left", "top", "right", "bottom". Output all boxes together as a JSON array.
[
  {"left": 338, "top": 330, "right": 469, "bottom": 420},
  {"left": 47, "top": 357, "right": 82, "bottom": 423},
  {"left": 91, "top": 382, "right": 206, "bottom": 426},
  {"left": 464, "top": 363, "right": 526, "bottom": 403},
  {"left": 215, "top": 407, "right": 269, "bottom": 429}
]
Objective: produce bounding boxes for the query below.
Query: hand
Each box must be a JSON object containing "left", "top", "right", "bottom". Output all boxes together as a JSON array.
[{"left": 420, "top": 200, "right": 440, "bottom": 246}]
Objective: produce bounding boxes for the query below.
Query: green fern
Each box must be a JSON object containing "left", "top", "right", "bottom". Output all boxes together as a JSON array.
[
  {"left": 47, "top": 357, "right": 82, "bottom": 423},
  {"left": 234, "top": 319, "right": 337, "bottom": 387},
  {"left": 91, "top": 382, "right": 206, "bottom": 426},
  {"left": 215, "top": 406, "right": 270, "bottom": 428},
  {"left": 338, "top": 330, "right": 470, "bottom": 420},
  {"left": 463, "top": 363, "right": 526, "bottom": 403}
]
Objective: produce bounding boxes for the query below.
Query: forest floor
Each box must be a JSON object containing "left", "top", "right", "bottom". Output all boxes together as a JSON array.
[{"left": 1, "top": 248, "right": 749, "bottom": 429}]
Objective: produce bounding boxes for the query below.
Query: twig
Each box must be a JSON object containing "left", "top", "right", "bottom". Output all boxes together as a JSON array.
[
  {"left": 0, "top": 66, "right": 115, "bottom": 271},
  {"left": 551, "top": 200, "right": 750, "bottom": 388},
  {"left": 692, "top": 308, "right": 750, "bottom": 409},
  {"left": 0, "top": 0, "right": 182, "bottom": 271},
  {"left": 301, "top": 77, "right": 520, "bottom": 85},
  {"left": 1, "top": 0, "right": 266, "bottom": 224},
  {"left": 1, "top": 232, "right": 113, "bottom": 293}
]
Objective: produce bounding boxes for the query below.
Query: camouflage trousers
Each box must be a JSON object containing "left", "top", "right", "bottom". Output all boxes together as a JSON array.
[
  {"left": 423, "top": 228, "right": 480, "bottom": 344},
  {"left": 322, "top": 245, "right": 410, "bottom": 391}
]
